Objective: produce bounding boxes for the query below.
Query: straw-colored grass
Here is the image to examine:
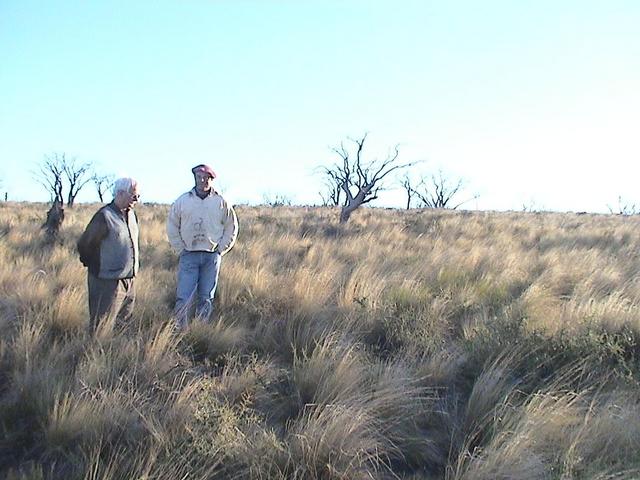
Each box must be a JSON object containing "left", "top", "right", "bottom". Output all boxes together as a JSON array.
[{"left": 1, "top": 201, "right": 639, "bottom": 479}]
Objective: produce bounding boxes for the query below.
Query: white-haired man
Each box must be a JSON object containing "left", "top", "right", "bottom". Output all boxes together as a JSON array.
[
  {"left": 77, "top": 177, "right": 140, "bottom": 333},
  {"left": 167, "top": 164, "right": 238, "bottom": 329}
]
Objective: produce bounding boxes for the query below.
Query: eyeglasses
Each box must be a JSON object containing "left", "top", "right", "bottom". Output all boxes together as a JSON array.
[
  {"left": 195, "top": 173, "right": 214, "bottom": 180},
  {"left": 116, "top": 190, "right": 140, "bottom": 201}
]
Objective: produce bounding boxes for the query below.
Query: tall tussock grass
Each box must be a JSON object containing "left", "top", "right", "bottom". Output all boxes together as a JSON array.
[{"left": 1, "top": 201, "right": 639, "bottom": 479}]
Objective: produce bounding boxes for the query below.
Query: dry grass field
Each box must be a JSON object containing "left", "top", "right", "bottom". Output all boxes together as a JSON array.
[{"left": 1, "top": 202, "right": 639, "bottom": 479}]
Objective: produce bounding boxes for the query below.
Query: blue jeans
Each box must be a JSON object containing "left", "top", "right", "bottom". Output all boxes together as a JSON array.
[{"left": 174, "top": 250, "right": 221, "bottom": 329}]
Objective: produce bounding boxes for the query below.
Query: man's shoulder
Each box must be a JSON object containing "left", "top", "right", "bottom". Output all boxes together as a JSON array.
[
  {"left": 211, "top": 191, "right": 230, "bottom": 202},
  {"left": 172, "top": 190, "right": 195, "bottom": 204},
  {"left": 90, "top": 204, "right": 111, "bottom": 221}
]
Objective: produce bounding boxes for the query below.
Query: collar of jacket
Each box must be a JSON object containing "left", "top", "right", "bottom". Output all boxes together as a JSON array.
[
  {"left": 107, "top": 201, "right": 131, "bottom": 218},
  {"left": 190, "top": 187, "right": 217, "bottom": 199}
]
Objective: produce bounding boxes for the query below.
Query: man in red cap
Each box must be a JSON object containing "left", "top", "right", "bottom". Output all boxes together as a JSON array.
[{"left": 166, "top": 164, "right": 238, "bottom": 329}]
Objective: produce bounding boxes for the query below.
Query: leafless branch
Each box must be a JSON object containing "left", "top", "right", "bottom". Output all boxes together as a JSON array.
[
  {"left": 92, "top": 173, "right": 115, "bottom": 203},
  {"left": 608, "top": 196, "right": 638, "bottom": 216},
  {"left": 63, "top": 157, "right": 92, "bottom": 206},
  {"left": 318, "top": 134, "right": 415, "bottom": 223},
  {"left": 411, "top": 170, "right": 476, "bottom": 209}
]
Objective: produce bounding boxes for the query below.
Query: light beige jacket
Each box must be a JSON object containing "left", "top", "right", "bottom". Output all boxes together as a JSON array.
[{"left": 167, "top": 189, "right": 238, "bottom": 254}]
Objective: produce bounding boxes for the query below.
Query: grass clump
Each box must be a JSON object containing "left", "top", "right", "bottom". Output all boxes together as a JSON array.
[{"left": 1, "top": 202, "right": 640, "bottom": 478}]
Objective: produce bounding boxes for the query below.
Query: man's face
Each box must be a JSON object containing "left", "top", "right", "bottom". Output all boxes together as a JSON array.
[
  {"left": 116, "top": 182, "right": 140, "bottom": 210},
  {"left": 195, "top": 172, "right": 214, "bottom": 192}
]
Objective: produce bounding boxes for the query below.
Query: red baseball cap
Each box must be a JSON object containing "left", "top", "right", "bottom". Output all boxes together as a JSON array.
[{"left": 191, "top": 164, "right": 216, "bottom": 179}]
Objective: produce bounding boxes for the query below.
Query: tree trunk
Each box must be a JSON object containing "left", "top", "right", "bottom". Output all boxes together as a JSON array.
[
  {"left": 43, "top": 200, "right": 65, "bottom": 242},
  {"left": 340, "top": 204, "right": 357, "bottom": 223}
]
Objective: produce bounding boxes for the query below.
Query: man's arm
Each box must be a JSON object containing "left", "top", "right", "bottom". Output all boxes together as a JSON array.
[
  {"left": 166, "top": 200, "right": 186, "bottom": 253},
  {"left": 216, "top": 201, "right": 238, "bottom": 254},
  {"left": 77, "top": 211, "right": 108, "bottom": 272}
]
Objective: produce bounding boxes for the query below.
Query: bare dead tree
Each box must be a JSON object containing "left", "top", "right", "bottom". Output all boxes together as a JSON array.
[
  {"left": 400, "top": 173, "right": 415, "bottom": 210},
  {"left": 92, "top": 173, "right": 115, "bottom": 203},
  {"left": 34, "top": 152, "right": 93, "bottom": 241},
  {"left": 608, "top": 196, "right": 637, "bottom": 215},
  {"left": 36, "top": 152, "right": 93, "bottom": 206},
  {"left": 322, "top": 133, "right": 415, "bottom": 223},
  {"left": 262, "top": 192, "right": 293, "bottom": 207},
  {"left": 412, "top": 170, "right": 477, "bottom": 209},
  {"left": 36, "top": 154, "right": 65, "bottom": 204},
  {"left": 63, "top": 156, "right": 92, "bottom": 206},
  {"left": 35, "top": 155, "right": 66, "bottom": 241}
]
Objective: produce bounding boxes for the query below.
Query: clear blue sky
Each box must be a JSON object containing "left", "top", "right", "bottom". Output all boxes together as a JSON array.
[{"left": 1, "top": 1, "right": 639, "bottom": 212}]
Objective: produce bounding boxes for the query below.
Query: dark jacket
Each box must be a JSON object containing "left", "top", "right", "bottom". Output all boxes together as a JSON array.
[{"left": 77, "top": 202, "right": 139, "bottom": 279}]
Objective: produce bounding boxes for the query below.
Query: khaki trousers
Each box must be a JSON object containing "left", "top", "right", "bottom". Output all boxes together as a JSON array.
[{"left": 88, "top": 273, "right": 135, "bottom": 333}]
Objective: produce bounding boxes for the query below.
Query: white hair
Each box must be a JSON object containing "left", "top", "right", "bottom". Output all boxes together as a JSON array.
[{"left": 112, "top": 177, "right": 137, "bottom": 196}]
